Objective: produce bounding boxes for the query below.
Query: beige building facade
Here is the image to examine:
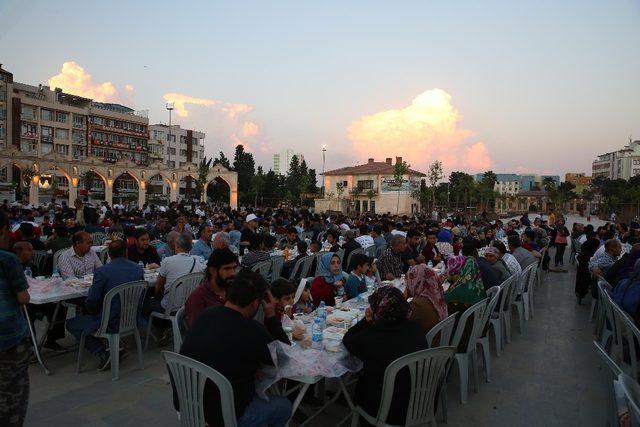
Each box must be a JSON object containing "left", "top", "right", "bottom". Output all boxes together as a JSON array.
[{"left": 316, "top": 157, "right": 425, "bottom": 215}]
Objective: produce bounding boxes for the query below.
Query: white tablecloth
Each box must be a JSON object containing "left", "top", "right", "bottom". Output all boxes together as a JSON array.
[{"left": 28, "top": 272, "right": 159, "bottom": 305}]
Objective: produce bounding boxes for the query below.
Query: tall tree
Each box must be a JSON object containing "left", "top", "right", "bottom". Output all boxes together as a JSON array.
[
  {"left": 427, "top": 160, "right": 443, "bottom": 211},
  {"left": 216, "top": 151, "right": 231, "bottom": 169},
  {"left": 195, "top": 156, "right": 213, "bottom": 200},
  {"left": 393, "top": 160, "right": 409, "bottom": 214},
  {"left": 307, "top": 168, "right": 318, "bottom": 193},
  {"left": 233, "top": 144, "right": 255, "bottom": 204}
]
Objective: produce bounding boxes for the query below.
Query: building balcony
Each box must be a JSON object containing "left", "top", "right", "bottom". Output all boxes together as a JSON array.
[
  {"left": 21, "top": 114, "right": 37, "bottom": 122},
  {"left": 72, "top": 139, "right": 86, "bottom": 145},
  {"left": 21, "top": 132, "right": 38, "bottom": 139},
  {"left": 41, "top": 136, "right": 53, "bottom": 144},
  {"left": 72, "top": 122, "right": 86, "bottom": 129}
]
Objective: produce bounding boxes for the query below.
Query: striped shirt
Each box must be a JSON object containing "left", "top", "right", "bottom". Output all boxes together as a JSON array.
[
  {"left": 502, "top": 253, "right": 522, "bottom": 277},
  {"left": 57, "top": 247, "right": 103, "bottom": 279}
]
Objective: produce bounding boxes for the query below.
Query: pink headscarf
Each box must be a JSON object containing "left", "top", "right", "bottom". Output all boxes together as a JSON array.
[{"left": 406, "top": 264, "right": 448, "bottom": 321}]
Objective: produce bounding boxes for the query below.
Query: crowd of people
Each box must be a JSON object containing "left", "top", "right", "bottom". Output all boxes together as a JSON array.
[{"left": 2, "top": 197, "right": 640, "bottom": 426}]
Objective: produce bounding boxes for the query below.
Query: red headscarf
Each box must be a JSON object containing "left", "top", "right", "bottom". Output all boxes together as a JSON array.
[{"left": 406, "top": 264, "right": 448, "bottom": 321}]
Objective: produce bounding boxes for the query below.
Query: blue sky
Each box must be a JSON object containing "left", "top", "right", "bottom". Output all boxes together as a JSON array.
[{"left": 2, "top": 0, "right": 639, "bottom": 176}]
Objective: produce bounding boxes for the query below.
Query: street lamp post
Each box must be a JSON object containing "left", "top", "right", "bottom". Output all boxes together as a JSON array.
[
  {"left": 321, "top": 145, "right": 327, "bottom": 196},
  {"left": 166, "top": 102, "right": 174, "bottom": 167}
]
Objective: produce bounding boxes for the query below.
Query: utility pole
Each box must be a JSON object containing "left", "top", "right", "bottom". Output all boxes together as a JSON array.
[
  {"left": 166, "top": 102, "right": 174, "bottom": 167},
  {"left": 321, "top": 144, "right": 326, "bottom": 196}
]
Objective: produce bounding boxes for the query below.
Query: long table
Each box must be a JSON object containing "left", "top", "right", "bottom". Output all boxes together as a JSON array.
[
  {"left": 25, "top": 272, "right": 159, "bottom": 375},
  {"left": 258, "top": 279, "right": 408, "bottom": 425}
]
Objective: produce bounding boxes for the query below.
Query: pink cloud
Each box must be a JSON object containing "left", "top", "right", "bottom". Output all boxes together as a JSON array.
[
  {"left": 348, "top": 88, "right": 493, "bottom": 175},
  {"left": 48, "top": 61, "right": 133, "bottom": 104}
]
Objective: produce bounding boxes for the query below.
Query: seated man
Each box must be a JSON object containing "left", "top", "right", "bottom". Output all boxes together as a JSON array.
[
  {"left": 154, "top": 234, "right": 205, "bottom": 313},
  {"left": 401, "top": 229, "right": 422, "bottom": 272},
  {"left": 421, "top": 230, "right": 442, "bottom": 265},
  {"left": 156, "top": 230, "right": 180, "bottom": 260},
  {"left": 521, "top": 230, "right": 542, "bottom": 258},
  {"left": 212, "top": 232, "right": 231, "bottom": 251},
  {"left": 378, "top": 235, "right": 406, "bottom": 280},
  {"left": 178, "top": 269, "right": 291, "bottom": 427},
  {"left": 322, "top": 229, "right": 341, "bottom": 252},
  {"left": 355, "top": 225, "right": 374, "bottom": 249},
  {"left": 493, "top": 241, "right": 522, "bottom": 277},
  {"left": 45, "top": 225, "right": 73, "bottom": 253},
  {"left": 17, "top": 222, "right": 45, "bottom": 251},
  {"left": 66, "top": 240, "right": 144, "bottom": 371},
  {"left": 279, "top": 226, "right": 300, "bottom": 249},
  {"left": 185, "top": 248, "right": 238, "bottom": 326},
  {"left": 240, "top": 234, "right": 271, "bottom": 269},
  {"left": 191, "top": 224, "right": 214, "bottom": 260},
  {"left": 508, "top": 235, "right": 537, "bottom": 269},
  {"left": 589, "top": 239, "right": 622, "bottom": 278},
  {"left": 127, "top": 228, "right": 161, "bottom": 268},
  {"left": 57, "top": 231, "right": 102, "bottom": 279}
]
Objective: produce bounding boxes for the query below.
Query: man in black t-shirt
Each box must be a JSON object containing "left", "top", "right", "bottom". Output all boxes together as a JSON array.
[{"left": 178, "top": 269, "right": 291, "bottom": 426}]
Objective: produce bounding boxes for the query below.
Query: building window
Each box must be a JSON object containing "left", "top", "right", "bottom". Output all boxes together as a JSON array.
[
  {"left": 0, "top": 109, "right": 5, "bottom": 120},
  {"left": 55, "top": 144, "right": 69, "bottom": 155},
  {"left": 167, "top": 160, "right": 175, "bottom": 168},
  {"left": 55, "top": 176, "right": 69, "bottom": 186},
  {"left": 21, "top": 123, "right": 37, "bottom": 137},
  {"left": 20, "top": 140, "right": 37, "bottom": 153},
  {"left": 180, "top": 149, "right": 187, "bottom": 157},
  {"left": 41, "top": 109, "right": 53, "bottom": 121},
  {"left": 55, "top": 128, "right": 69, "bottom": 140},
  {"left": 21, "top": 105, "right": 37, "bottom": 120},
  {"left": 73, "top": 114, "right": 85, "bottom": 128},
  {"left": 357, "top": 180, "right": 374, "bottom": 190},
  {"left": 169, "top": 148, "right": 176, "bottom": 155},
  {"left": 56, "top": 112, "right": 68, "bottom": 123},
  {"left": 362, "top": 200, "right": 368, "bottom": 212},
  {"left": 0, "top": 167, "right": 7, "bottom": 182},
  {"left": 370, "top": 200, "right": 376, "bottom": 213}
]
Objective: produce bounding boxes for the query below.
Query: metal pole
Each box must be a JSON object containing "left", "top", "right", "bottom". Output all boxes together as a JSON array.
[
  {"left": 322, "top": 145, "right": 326, "bottom": 196},
  {"left": 168, "top": 109, "right": 172, "bottom": 166}
]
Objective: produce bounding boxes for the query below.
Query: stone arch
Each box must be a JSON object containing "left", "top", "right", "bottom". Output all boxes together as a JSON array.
[
  {"left": 204, "top": 165, "right": 238, "bottom": 208},
  {"left": 112, "top": 171, "right": 140, "bottom": 206}
]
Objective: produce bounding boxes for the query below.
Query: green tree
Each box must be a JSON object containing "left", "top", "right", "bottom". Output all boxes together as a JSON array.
[
  {"left": 233, "top": 145, "right": 255, "bottom": 205},
  {"left": 217, "top": 151, "right": 231, "bottom": 169},
  {"left": 285, "top": 155, "right": 302, "bottom": 202},
  {"left": 195, "top": 156, "right": 213, "bottom": 201},
  {"left": 393, "top": 159, "right": 410, "bottom": 214},
  {"left": 307, "top": 168, "right": 318, "bottom": 193},
  {"left": 449, "top": 171, "right": 475, "bottom": 209},
  {"left": 427, "top": 160, "right": 443, "bottom": 211},
  {"left": 336, "top": 182, "right": 345, "bottom": 199}
]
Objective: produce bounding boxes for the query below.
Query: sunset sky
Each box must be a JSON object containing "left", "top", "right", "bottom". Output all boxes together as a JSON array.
[{"left": 1, "top": 0, "right": 639, "bottom": 178}]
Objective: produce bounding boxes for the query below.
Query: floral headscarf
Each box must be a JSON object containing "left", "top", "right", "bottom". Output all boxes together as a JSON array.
[
  {"left": 368, "top": 286, "right": 410, "bottom": 322},
  {"left": 445, "top": 256, "right": 487, "bottom": 305},
  {"left": 318, "top": 252, "right": 344, "bottom": 284},
  {"left": 406, "top": 264, "right": 448, "bottom": 321},
  {"left": 447, "top": 255, "right": 467, "bottom": 275}
]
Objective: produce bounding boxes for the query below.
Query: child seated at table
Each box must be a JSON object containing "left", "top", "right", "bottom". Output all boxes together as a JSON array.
[
  {"left": 270, "top": 279, "right": 296, "bottom": 327},
  {"left": 344, "top": 253, "right": 370, "bottom": 300},
  {"left": 364, "top": 258, "right": 381, "bottom": 289},
  {"left": 293, "top": 281, "right": 313, "bottom": 314}
]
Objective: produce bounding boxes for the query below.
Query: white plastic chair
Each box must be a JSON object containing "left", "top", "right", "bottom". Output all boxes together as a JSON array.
[
  {"left": 537, "top": 245, "right": 547, "bottom": 288},
  {"left": 491, "top": 275, "right": 516, "bottom": 354},
  {"left": 288, "top": 256, "right": 306, "bottom": 280},
  {"left": 32, "top": 250, "right": 49, "bottom": 275},
  {"left": 251, "top": 260, "right": 272, "bottom": 281},
  {"left": 91, "top": 232, "right": 107, "bottom": 246},
  {"left": 171, "top": 306, "right": 188, "bottom": 353},
  {"left": 52, "top": 249, "right": 65, "bottom": 273},
  {"left": 293, "top": 277, "right": 310, "bottom": 305},
  {"left": 594, "top": 341, "right": 623, "bottom": 427},
  {"left": 523, "top": 264, "right": 538, "bottom": 321},
  {"left": 426, "top": 313, "right": 458, "bottom": 348},
  {"left": 425, "top": 312, "right": 458, "bottom": 423},
  {"left": 300, "top": 254, "right": 316, "bottom": 278},
  {"left": 597, "top": 280, "right": 617, "bottom": 353},
  {"left": 476, "top": 286, "right": 501, "bottom": 383},
  {"left": 346, "top": 248, "right": 365, "bottom": 272},
  {"left": 610, "top": 300, "right": 640, "bottom": 381},
  {"left": 450, "top": 298, "right": 488, "bottom": 403},
  {"left": 271, "top": 255, "right": 285, "bottom": 280},
  {"left": 364, "top": 245, "right": 377, "bottom": 258},
  {"left": 350, "top": 347, "right": 456, "bottom": 427},
  {"left": 511, "top": 263, "right": 535, "bottom": 335},
  {"left": 76, "top": 280, "right": 147, "bottom": 381},
  {"left": 162, "top": 351, "right": 238, "bottom": 427},
  {"left": 145, "top": 272, "right": 205, "bottom": 349},
  {"left": 618, "top": 373, "right": 640, "bottom": 425}
]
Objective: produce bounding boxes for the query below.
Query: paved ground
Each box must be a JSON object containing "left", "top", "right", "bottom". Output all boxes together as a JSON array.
[{"left": 25, "top": 242, "right": 609, "bottom": 426}]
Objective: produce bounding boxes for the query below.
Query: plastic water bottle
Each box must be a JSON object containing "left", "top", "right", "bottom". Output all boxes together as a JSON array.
[
  {"left": 317, "top": 301, "right": 326, "bottom": 319},
  {"left": 358, "top": 297, "right": 366, "bottom": 320},
  {"left": 312, "top": 317, "right": 323, "bottom": 350},
  {"left": 24, "top": 266, "right": 32, "bottom": 278},
  {"left": 427, "top": 260, "right": 433, "bottom": 269},
  {"left": 138, "top": 261, "right": 144, "bottom": 270},
  {"left": 52, "top": 265, "right": 60, "bottom": 278}
]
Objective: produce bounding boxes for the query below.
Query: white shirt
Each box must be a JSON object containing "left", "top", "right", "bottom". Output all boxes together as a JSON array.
[
  {"left": 158, "top": 252, "right": 205, "bottom": 310},
  {"left": 339, "top": 223, "right": 351, "bottom": 231},
  {"left": 390, "top": 229, "right": 407, "bottom": 237},
  {"left": 355, "top": 235, "right": 375, "bottom": 249},
  {"left": 195, "top": 208, "right": 206, "bottom": 217}
]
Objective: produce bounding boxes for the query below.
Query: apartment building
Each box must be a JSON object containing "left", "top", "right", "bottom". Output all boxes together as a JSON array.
[
  {"left": 592, "top": 140, "right": 640, "bottom": 180},
  {"left": 11, "top": 82, "right": 149, "bottom": 164},
  {"left": 149, "top": 124, "right": 205, "bottom": 199},
  {"left": 273, "top": 148, "right": 304, "bottom": 175},
  {"left": 0, "top": 65, "right": 12, "bottom": 151}
]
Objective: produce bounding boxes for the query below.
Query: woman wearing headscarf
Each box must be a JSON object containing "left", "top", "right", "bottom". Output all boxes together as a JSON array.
[
  {"left": 445, "top": 253, "right": 487, "bottom": 314},
  {"left": 343, "top": 286, "right": 427, "bottom": 426},
  {"left": 310, "top": 252, "right": 347, "bottom": 307},
  {"left": 405, "top": 264, "right": 448, "bottom": 333}
]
